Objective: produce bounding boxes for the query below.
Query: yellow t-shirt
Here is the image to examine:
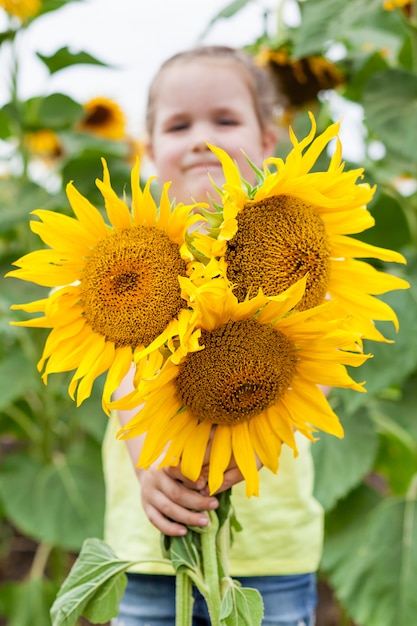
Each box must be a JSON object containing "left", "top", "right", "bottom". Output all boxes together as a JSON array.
[{"left": 103, "top": 415, "right": 323, "bottom": 576}]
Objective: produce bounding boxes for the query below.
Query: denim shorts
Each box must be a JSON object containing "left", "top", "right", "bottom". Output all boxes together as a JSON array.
[{"left": 111, "top": 572, "right": 317, "bottom": 626}]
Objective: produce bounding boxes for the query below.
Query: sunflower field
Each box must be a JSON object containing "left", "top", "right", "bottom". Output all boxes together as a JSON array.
[{"left": 0, "top": 1, "right": 417, "bottom": 626}]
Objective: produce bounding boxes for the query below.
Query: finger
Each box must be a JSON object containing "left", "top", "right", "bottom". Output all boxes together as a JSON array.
[
  {"left": 144, "top": 502, "right": 190, "bottom": 536},
  {"left": 146, "top": 491, "right": 213, "bottom": 534},
  {"left": 164, "top": 466, "right": 206, "bottom": 491},
  {"left": 160, "top": 478, "right": 219, "bottom": 513}
]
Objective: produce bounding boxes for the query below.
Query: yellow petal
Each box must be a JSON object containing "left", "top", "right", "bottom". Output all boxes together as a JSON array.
[
  {"left": 232, "top": 422, "right": 260, "bottom": 497},
  {"left": 181, "top": 421, "right": 211, "bottom": 482},
  {"left": 66, "top": 182, "right": 108, "bottom": 238}
]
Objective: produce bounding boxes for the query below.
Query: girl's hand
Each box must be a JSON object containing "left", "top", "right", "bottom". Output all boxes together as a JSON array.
[{"left": 137, "top": 466, "right": 218, "bottom": 536}]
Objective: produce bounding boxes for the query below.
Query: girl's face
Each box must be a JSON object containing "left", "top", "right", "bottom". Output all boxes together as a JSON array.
[{"left": 147, "top": 60, "right": 277, "bottom": 205}]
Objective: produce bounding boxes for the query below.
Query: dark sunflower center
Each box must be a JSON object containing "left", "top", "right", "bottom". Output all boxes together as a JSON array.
[
  {"left": 225, "top": 194, "right": 331, "bottom": 310},
  {"left": 80, "top": 225, "right": 187, "bottom": 348},
  {"left": 84, "top": 105, "right": 112, "bottom": 127},
  {"left": 175, "top": 319, "right": 298, "bottom": 425}
]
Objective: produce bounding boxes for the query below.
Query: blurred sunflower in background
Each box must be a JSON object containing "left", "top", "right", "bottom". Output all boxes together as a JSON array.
[
  {"left": 193, "top": 113, "right": 409, "bottom": 343},
  {"left": 6, "top": 158, "right": 203, "bottom": 411},
  {"left": 24, "top": 129, "right": 64, "bottom": 162},
  {"left": 255, "top": 44, "right": 345, "bottom": 116},
  {"left": 116, "top": 272, "right": 369, "bottom": 498},
  {"left": 77, "top": 96, "right": 126, "bottom": 140},
  {"left": 383, "top": 0, "right": 413, "bottom": 13},
  {"left": 0, "top": 0, "right": 40, "bottom": 20}
]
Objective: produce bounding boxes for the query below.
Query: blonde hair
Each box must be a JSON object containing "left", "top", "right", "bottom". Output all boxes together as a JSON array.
[{"left": 146, "top": 45, "right": 278, "bottom": 136}]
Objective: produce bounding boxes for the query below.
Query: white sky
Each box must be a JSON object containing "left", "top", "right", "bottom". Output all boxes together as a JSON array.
[{"left": 0, "top": 0, "right": 292, "bottom": 136}]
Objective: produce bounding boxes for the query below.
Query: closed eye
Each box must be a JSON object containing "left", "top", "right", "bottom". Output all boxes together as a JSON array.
[
  {"left": 167, "top": 121, "right": 189, "bottom": 132},
  {"left": 217, "top": 118, "right": 239, "bottom": 126}
]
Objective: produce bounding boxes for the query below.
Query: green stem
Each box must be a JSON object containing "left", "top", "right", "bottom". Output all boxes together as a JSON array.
[
  {"left": 199, "top": 510, "right": 222, "bottom": 626},
  {"left": 30, "top": 541, "right": 52, "bottom": 579},
  {"left": 216, "top": 509, "right": 230, "bottom": 581},
  {"left": 175, "top": 571, "right": 193, "bottom": 626}
]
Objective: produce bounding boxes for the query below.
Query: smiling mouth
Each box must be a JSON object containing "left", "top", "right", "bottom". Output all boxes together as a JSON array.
[{"left": 186, "top": 163, "right": 222, "bottom": 172}]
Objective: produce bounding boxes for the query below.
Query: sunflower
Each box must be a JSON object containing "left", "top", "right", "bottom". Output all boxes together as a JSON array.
[
  {"left": 255, "top": 45, "right": 345, "bottom": 110},
  {"left": 193, "top": 113, "right": 409, "bottom": 343},
  {"left": 7, "top": 159, "right": 204, "bottom": 411},
  {"left": 115, "top": 273, "right": 369, "bottom": 498},
  {"left": 77, "top": 97, "right": 126, "bottom": 140},
  {"left": 25, "top": 129, "right": 63, "bottom": 161},
  {"left": 0, "top": 0, "right": 40, "bottom": 20},
  {"left": 383, "top": 0, "right": 412, "bottom": 11}
]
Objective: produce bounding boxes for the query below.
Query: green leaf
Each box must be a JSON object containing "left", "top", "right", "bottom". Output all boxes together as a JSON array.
[
  {"left": 293, "top": 0, "right": 403, "bottom": 58},
  {"left": 0, "top": 179, "right": 63, "bottom": 233},
  {"left": 165, "top": 532, "right": 201, "bottom": 574},
  {"left": 0, "top": 578, "right": 58, "bottom": 626},
  {"left": 61, "top": 151, "right": 131, "bottom": 203},
  {"left": 321, "top": 484, "right": 382, "bottom": 586},
  {"left": 0, "top": 352, "right": 39, "bottom": 410},
  {"left": 0, "top": 453, "right": 104, "bottom": 550},
  {"left": 363, "top": 69, "right": 417, "bottom": 162},
  {"left": 370, "top": 374, "right": 417, "bottom": 494},
  {"left": 312, "top": 404, "right": 378, "bottom": 510},
  {"left": 37, "top": 47, "right": 108, "bottom": 75},
  {"left": 38, "top": 93, "right": 84, "bottom": 129},
  {"left": 341, "top": 52, "right": 389, "bottom": 104},
  {"left": 327, "top": 489, "right": 417, "bottom": 626},
  {"left": 358, "top": 189, "right": 411, "bottom": 252},
  {"left": 50, "top": 538, "right": 136, "bottom": 626},
  {"left": 220, "top": 580, "right": 263, "bottom": 626},
  {"left": 0, "top": 30, "right": 16, "bottom": 47}
]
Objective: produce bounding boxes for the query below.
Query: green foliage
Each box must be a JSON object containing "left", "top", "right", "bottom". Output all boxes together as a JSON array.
[
  {"left": 363, "top": 69, "right": 417, "bottom": 162},
  {"left": 0, "top": 1, "right": 135, "bottom": 623},
  {"left": 37, "top": 47, "right": 109, "bottom": 75},
  {"left": 50, "top": 539, "right": 136, "bottom": 626}
]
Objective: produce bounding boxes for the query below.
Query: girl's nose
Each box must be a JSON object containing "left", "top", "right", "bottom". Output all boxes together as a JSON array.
[{"left": 189, "top": 124, "right": 211, "bottom": 152}]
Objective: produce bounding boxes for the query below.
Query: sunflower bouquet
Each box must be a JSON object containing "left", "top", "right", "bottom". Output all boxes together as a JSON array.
[{"left": 6, "top": 113, "right": 409, "bottom": 626}]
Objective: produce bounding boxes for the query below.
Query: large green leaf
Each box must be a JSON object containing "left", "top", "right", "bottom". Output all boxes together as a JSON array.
[
  {"left": 38, "top": 93, "right": 84, "bottom": 129},
  {"left": 312, "top": 404, "right": 378, "bottom": 510},
  {"left": 327, "top": 489, "right": 417, "bottom": 626},
  {"left": 0, "top": 453, "right": 104, "bottom": 550},
  {"left": 37, "top": 47, "right": 108, "bottom": 75},
  {"left": 363, "top": 69, "right": 417, "bottom": 162},
  {"left": 50, "top": 538, "right": 140, "bottom": 626}
]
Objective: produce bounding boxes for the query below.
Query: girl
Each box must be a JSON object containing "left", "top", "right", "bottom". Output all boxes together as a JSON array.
[{"left": 104, "top": 45, "right": 322, "bottom": 626}]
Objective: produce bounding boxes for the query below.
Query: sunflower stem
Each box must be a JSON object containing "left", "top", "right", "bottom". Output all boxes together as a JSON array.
[
  {"left": 200, "top": 510, "right": 222, "bottom": 626},
  {"left": 175, "top": 571, "right": 193, "bottom": 626}
]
